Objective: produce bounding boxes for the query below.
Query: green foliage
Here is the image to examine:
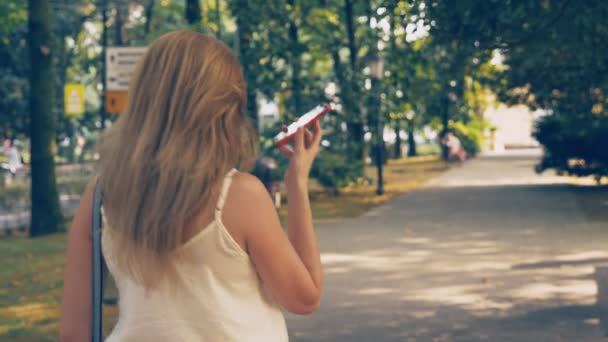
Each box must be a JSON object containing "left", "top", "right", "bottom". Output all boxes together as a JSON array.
[
  {"left": 449, "top": 116, "right": 490, "bottom": 157},
  {"left": 495, "top": 2, "right": 608, "bottom": 179},
  {"left": 534, "top": 114, "right": 608, "bottom": 181},
  {"left": 0, "top": 0, "right": 28, "bottom": 138},
  {"left": 422, "top": 0, "right": 608, "bottom": 176},
  {"left": 255, "top": 115, "right": 363, "bottom": 195},
  {"left": 311, "top": 151, "right": 363, "bottom": 196},
  {"left": 9, "top": 0, "right": 597, "bottom": 206},
  {"left": 253, "top": 126, "right": 289, "bottom": 182}
]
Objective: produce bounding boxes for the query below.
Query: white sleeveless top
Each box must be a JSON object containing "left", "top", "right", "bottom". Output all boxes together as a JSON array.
[{"left": 102, "top": 169, "right": 289, "bottom": 341}]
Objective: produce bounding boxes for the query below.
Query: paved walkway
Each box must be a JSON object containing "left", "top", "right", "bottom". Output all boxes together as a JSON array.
[{"left": 286, "top": 150, "right": 608, "bottom": 341}]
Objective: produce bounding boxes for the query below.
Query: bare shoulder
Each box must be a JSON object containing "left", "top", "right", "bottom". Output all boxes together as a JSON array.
[
  {"left": 226, "top": 171, "right": 274, "bottom": 215},
  {"left": 230, "top": 171, "right": 268, "bottom": 196},
  {"left": 222, "top": 171, "right": 278, "bottom": 252}
]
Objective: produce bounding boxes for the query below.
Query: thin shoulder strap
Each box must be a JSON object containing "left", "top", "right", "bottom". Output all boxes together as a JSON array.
[
  {"left": 92, "top": 180, "right": 104, "bottom": 342},
  {"left": 215, "top": 169, "right": 238, "bottom": 219}
]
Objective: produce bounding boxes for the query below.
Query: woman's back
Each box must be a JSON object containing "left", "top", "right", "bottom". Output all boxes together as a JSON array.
[
  {"left": 60, "top": 31, "right": 323, "bottom": 342},
  {"left": 102, "top": 169, "right": 288, "bottom": 341}
]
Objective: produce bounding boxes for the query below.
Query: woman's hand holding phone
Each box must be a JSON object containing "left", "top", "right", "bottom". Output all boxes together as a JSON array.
[{"left": 279, "top": 120, "right": 323, "bottom": 190}]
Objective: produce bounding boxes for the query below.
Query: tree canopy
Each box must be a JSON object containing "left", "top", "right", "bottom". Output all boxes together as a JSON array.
[{"left": 1, "top": 0, "right": 606, "bottom": 235}]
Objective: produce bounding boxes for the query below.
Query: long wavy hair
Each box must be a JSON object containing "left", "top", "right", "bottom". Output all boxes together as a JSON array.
[{"left": 96, "top": 31, "right": 257, "bottom": 286}]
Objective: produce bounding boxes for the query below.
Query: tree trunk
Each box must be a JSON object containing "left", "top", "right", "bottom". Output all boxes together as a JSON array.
[
  {"left": 343, "top": 0, "right": 364, "bottom": 163},
  {"left": 185, "top": 0, "right": 202, "bottom": 25},
  {"left": 348, "top": 122, "right": 365, "bottom": 161},
  {"left": 287, "top": 0, "right": 303, "bottom": 120},
  {"left": 58, "top": 45, "right": 76, "bottom": 163},
  {"left": 407, "top": 120, "right": 417, "bottom": 157},
  {"left": 144, "top": 0, "right": 155, "bottom": 35},
  {"left": 99, "top": 0, "right": 108, "bottom": 129},
  {"left": 215, "top": 0, "right": 223, "bottom": 39},
  {"left": 394, "top": 120, "right": 401, "bottom": 159},
  {"left": 115, "top": 2, "right": 129, "bottom": 45},
  {"left": 233, "top": 1, "right": 258, "bottom": 126},
  {"left": 344, "top": 0, "right": 357, "bottom": 70},
  {"left": 331, "top": 50, "right": 364, "bottom": 164},
  {"left": 441, "top": 92, "right": 450, "bottom": 161},
  {"left": 28, "top": 0, "right": 63, "bottom": 236}
]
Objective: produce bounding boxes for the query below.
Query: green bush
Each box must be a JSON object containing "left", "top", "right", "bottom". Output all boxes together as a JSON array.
[
  {"left": 0, "top": 177, "right": 89, "bottom": 211},
  {"left": 534, "top": 113, "right": 608, "bottom": 182},
  {"left": 450, "top": 116, "right": 489, "bottom": 157},
  {"left": 0, "top": 183, "right": 29, "bottom": 211},
  {"left": 311, "top": 151, "right": 363, "bottom": 195},
  {"left": 255, "top": 121, "right": 363, "bottom": 195},
  {"left": 369, "top": 143, "right": 389, "bottom": 165}
]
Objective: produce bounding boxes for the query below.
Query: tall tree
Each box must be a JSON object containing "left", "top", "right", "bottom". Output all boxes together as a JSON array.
[
  {"left": 0, "top": 0, "right": 28, "bottom": 138},
  {"left": 115, "top": 0, "right": 130, "bottom": 45},
  {"left": 53, "top": 0, "right": 94, "bottom": 162},
  {"left": 100, "top": 0, "right": 108, "bottom": 129},
  {"left": 144, "top": 0, "right": 156, "bottom": 36},
  {"left": 215, "top": 0, "right": 223, "bottom": 39},
  {"left": 28, "top": 0, "right": 63, "bottom": 236},
  {"left": 386, "top": 0, "right": 403, "bottom": 159},
  {"left": 185, "top": 0, "right": 202, "bottom": 25},
  {"left": 286, "top": 0, "right": 303, "bottom": 119},
  {"left": 343, "top": 0, "right": 364, "bottom": 162},
  {"left": 231, "top": 0, "right": 259, "bottom": 126}
]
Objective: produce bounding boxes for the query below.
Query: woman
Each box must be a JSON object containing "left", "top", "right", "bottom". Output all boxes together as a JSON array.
[{"left": 60, "top": 31, "right": 323, "bottom": 341}]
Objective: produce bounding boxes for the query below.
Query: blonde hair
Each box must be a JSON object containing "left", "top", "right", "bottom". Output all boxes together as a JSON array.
[{"left": 97, "top": 31, "right": 257, "bottom": 286}]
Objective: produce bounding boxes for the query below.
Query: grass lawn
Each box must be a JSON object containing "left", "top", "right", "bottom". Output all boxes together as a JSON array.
[
  {"left": 0, "top": 156, "right": 446, "bottom": 341},
  {"left": 282, "top": 155, "right": 447, "bottom": 221}
]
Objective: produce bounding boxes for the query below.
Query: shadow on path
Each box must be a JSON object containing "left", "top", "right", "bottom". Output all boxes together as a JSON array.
[{"left": 287, "top": 156, "right": 608, "bottom": 342}]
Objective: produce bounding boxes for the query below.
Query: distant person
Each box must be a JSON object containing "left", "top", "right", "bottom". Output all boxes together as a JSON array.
[
  {"left": 60, "top": 31, "right": 323, "bottom": 341},
  {"left": 443, "top": 131, "right": 467, "bottom": 163},
  {"left": 2, "top": 139, "right": 23, "bottom": 176}
]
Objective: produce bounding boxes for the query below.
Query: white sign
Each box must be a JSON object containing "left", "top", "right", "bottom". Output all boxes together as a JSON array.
[{"left": 106, "top": 47, "right": 147, "bottom": 91}]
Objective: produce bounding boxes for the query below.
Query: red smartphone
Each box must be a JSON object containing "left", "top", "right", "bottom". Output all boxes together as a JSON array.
[{"left": 274, "top": 104, "right": 332, "bottom": 147}]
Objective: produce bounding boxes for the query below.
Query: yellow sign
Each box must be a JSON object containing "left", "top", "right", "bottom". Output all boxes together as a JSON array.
[{"left": 64, "top": 83, "right": 85, "bottom": 117}]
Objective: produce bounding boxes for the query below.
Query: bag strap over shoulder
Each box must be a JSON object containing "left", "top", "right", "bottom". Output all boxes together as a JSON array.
[{"left": 92, "top": 180, "right": 103, "bottom": 342}]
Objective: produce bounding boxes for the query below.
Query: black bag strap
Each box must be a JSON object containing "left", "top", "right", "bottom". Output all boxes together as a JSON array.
[{"left": 92, "top": 180, "right": 103, "bottom": 342}]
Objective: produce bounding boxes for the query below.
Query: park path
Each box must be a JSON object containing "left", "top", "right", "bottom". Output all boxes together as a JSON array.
[{"left": 286, "top": 149, "right": 608, "bottom": 342}]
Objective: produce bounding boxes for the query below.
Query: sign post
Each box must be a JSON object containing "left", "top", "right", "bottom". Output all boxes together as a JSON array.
[
  {"left": 105, "top": 46, "right": 147, "bottom": 113},
  {"left": 64, "top": 83, "right": 86, "bottom": 117}
]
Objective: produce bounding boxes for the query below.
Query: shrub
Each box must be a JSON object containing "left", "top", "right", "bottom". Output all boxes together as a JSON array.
[
  {"left": 255, "top": 121, "right": 363, "bottom": 195},
  {"left": 450, "top": 116, "right": 489, "bottom": 157},
  {"left": 311, "top": 151, "right": 363, "bottom": 195},
  {"left": 534, "top": 113, "right": 608, "bottom": 182}
]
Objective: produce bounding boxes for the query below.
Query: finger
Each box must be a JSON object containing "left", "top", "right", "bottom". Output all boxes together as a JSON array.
[
  {"left": 278, "top": 144, "right": 294, "bottom": 158},
  {"left": 281, "top": 124, "right": 288, "bottom": 132},
  {"left": 294, "top": 127, "right": 305, "bottom": 153},
  {"left": 304, "top": 128, "right": 314, "bottom": 147},
  {"left": 312, "top": 120, "right": 323, "bottom": 148}
]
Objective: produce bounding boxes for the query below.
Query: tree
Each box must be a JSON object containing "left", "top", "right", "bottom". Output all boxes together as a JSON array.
[
  {"left": 53, "top": 0, "right": 96, "bottom": 162},
  {"left": 422, "top": 0, "right": 608, "bottom": 177},
  {"left": 230, "top": 0, "right": 262, "bottom": 125},
  {"left": 28, "top": 0, "right": 63, "bottom": 236},
  {"left": 214, "top": 0, "right": 223, "bottom": 40},
  {"left": 305, "top": 0, "right": 375, "bottom": 168},
  {"left": 144, "top": 0, "right": 155, "bottom": 35},
  {"left": 503, "top": 1, "right": 608, "bottom": 180},
  {"left": 185, "top": 0, "right": 202, "bottom": 25},
  {"left": 341, "top": 0, "right": 365, "bottom": 163},
  {"left": 0, "top": 0, "right": 29, "bottom": 138},
  {"left": 286, "top": 0, "right": 303, "bottom": 119}
]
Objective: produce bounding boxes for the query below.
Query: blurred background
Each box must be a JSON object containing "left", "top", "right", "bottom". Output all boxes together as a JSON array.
[{"left": 1, "top": 0, "right": 607, "bottom": 341}]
